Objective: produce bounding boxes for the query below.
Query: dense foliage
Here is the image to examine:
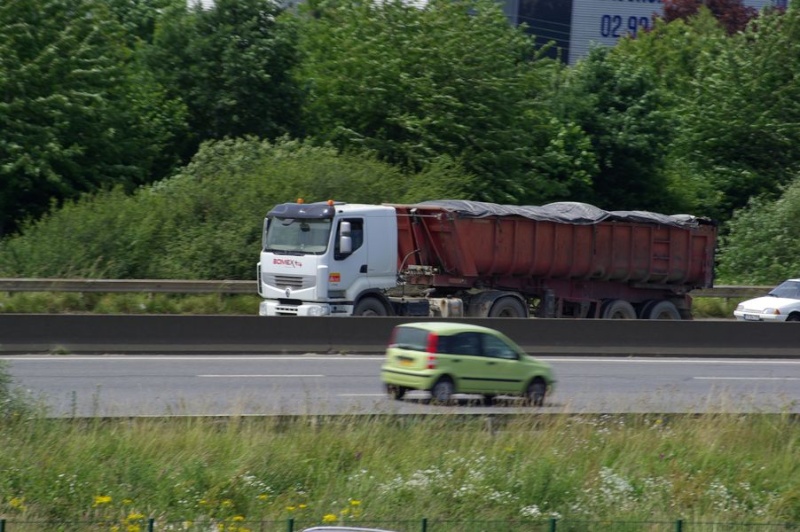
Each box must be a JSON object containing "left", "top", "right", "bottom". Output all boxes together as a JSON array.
[
  {"left": 1, "top": 0, "right": 799, "bottom": 282},
  {"left": 0, "top": 138, "right": 467, "bottom": 278}
]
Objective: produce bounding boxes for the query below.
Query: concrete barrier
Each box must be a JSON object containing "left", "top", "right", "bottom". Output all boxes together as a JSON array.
[{"left": 0, "top": 315, "right": 797, "bottom": 357}]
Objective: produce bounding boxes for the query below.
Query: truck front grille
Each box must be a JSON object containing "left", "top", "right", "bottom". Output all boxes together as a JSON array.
[{"left": 264, "top": 274, "right": 314, "bottom": 290}]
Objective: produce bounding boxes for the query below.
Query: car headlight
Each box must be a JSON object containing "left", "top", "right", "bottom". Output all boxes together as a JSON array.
[
  {"left": 763, "top": 308, "right": 779, "bottom": 315},
  {"left": 736, "top": 304, "right": 744, "bottom": 311}
]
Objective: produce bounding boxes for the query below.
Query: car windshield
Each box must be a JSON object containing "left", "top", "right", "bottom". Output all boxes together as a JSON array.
[
  {"left": 768, "top": 280, "right": 800, "bottom": 299},
  {"left": 263, "top": 217, "right": 332, "bottom": 254}
]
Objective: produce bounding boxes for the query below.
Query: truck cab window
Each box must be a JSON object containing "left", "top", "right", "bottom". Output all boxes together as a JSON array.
[{"left": 335, "top": 219, "right": 363, "bottom": 259}]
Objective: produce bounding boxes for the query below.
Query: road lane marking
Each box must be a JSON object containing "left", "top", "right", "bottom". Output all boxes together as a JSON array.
[
  {"left": 694, "top": 377, "right": 800, "bottom": 381},
  {"left": 198, "top": 374, "right": 325, "bottom": 378}
]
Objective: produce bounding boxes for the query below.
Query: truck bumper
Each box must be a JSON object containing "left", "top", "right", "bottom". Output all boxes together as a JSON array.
[{"left": 259, "top": 300, "right": 332, "bottom": 317}]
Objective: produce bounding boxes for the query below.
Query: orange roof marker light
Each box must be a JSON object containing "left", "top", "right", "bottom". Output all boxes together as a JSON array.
[
  {"left": 297, "top": 198, "right": 304, "bottom": 204},
  {"left": 327, "top": 199, "right": 335, "bottom": 206}
]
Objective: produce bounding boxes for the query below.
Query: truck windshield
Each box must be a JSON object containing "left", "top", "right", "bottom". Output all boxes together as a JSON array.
[{"left": 263, "top": 217, "right": 332, "bottom": 254}]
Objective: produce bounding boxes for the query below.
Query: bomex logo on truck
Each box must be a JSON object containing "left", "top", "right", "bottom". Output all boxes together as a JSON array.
[{"left": 273, "top": 258, "right": 303, "bottom": 268}]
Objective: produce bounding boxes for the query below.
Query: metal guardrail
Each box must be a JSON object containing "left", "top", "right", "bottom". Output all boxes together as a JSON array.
[
  {"left": 0, "top": 278, "right": 256, "bottom": 294},
  {"left": 0, "top": 278, "right": 772, "bottom": 299}
]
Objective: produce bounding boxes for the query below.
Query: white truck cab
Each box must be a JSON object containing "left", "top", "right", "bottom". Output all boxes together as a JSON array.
[{"left": 258, "top": 201, "right": 398, "bottom": 316}]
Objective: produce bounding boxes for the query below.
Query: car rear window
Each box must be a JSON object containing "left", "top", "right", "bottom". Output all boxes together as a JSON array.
[{"left": 391, "top": 327, "right": 432, "bottom": 351}]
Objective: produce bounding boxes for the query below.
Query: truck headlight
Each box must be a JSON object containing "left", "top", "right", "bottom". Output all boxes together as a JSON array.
[{"left": 308, "top": 306, "right": 330, "bottom": 316}]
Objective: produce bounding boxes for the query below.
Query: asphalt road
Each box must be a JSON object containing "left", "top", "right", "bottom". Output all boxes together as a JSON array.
[{"left": 3, "top": 354, "right": 799, "bottom": 416}]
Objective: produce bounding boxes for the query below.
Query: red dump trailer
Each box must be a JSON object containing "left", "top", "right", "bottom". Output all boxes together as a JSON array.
[{"left": 390, "top": 200, "right": 717, "bottom": 319}]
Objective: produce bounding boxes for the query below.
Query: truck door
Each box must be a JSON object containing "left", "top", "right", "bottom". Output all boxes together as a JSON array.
[{"left": 330, "top": 218, "right": 367, "bottom": 295}]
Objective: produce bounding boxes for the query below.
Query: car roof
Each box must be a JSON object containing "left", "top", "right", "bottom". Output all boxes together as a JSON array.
[{"left": 395, "top": 322, "right": 499, "bottom": 335}]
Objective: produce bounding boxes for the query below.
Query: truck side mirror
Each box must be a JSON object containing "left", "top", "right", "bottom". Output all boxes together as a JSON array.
[{"left": 339, "top": 221, "right": 352, "bottom": 255}]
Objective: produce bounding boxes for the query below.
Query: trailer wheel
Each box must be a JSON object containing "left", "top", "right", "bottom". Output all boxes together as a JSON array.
[
  {"left": 353, "top": 297, "right": 388, "bottom": 316},
  {"left": 601, "top": 299, "right": 637, "bottom": 319},
  {"left": 489, "top": 297, "right": 527, "bottom": 318},
  {"left": 644, "top": 300, "right": 681, "bottom": 320}
]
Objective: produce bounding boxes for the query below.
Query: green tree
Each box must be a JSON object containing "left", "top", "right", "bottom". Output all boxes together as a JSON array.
[
  {"left": 717, "top": 173, "right": 800, "bottom": 284},
  {"left": 294, "top": 0, "right": 595, "bottom": 204},
  {"left": 558, "top": 47, "right": 678, "bottom": 211},
  {"left": 671, "top": 6, "right": 800, "bottom": 221},
  {"left": 609, "top": 12, "right": 728, "bottom": 215},
  {"left": 0, "top": 0, "right": 186, "bottom": 236},
  {"left": 146, "top": 0, "right": 303, "bottom": 161},
  {"left": 0, "top": 138, "right": 466, "bottom": 279}
]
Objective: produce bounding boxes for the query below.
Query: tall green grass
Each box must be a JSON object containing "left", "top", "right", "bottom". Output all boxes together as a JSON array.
[
  {"left": 0, "top": 292, "right": 261, "bottom": 315},
  {"left": 0, "top": 293, "right": 739, "bottom": 318},
  {"left": 0, "top": 413, "right": 797, "bottom": 529}
]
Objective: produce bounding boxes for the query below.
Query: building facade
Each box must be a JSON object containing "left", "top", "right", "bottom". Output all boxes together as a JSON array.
[{"left": 506, "top": 0, "right": 787, "bottom": 64}]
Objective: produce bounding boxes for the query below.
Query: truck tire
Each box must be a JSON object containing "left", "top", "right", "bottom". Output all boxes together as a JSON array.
[
  {"left": 600, "top": 299, "right": 637, "bottom": 319},
  {"left": 353, "top": 297, "right": 388, "bottom": 316},
  {"left": 644, "top": 300, "right": 681, "bottom": 320},
  {"left": 489, "top": 297, "right": 527, "bottom": 318}
]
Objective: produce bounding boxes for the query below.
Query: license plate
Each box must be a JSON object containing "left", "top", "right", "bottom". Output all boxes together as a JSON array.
[
  {"left": 744, "top": 314, "right": 760, "bottom": 321},
  {"left": 398, "top": 357, "right": 414, "bottom": 367}
]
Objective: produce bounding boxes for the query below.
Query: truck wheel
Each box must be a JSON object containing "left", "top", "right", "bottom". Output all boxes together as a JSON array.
[
  {"left": 353, "top": 297, "right": 388, "bottom": 316},
  {"left": 430, "top": 377, "right": 455, "bottom": 404},
  {"left": 600, "top": 299, "right": 637, "bottom": 319},
  {"left": 489, "top": 297, "right": 527, "bottom": 318},
  {"left": 644, "top": 301, "right": 681, "bottom": 320},
  {"left": 526, "top": 378, "right": 547, "bottom": 407}
]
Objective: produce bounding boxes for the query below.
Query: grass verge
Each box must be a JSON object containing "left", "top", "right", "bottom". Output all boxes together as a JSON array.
[{"left": 0, "top": 412, "right": 798, "bottom": 529}]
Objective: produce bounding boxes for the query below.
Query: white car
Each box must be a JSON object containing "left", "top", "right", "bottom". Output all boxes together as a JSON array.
[{"left": 733, "top": 279, "right": 800, "bottom": 322}]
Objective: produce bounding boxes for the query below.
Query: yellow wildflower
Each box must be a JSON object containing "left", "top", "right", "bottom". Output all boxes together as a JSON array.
[
  {"left": 93, "top": 495, "right": 112, "bottom": 507},
  {"left": 257, "top": 494, "right": 269, "bottom": 501},
  {"left": 9, "top": 497, "right": 26, "bottom": 511},
  {"left": 322, "top": 513, "right": 338, "bottom": 523},
  {"left": 298, "top": 503, "right": 307, "bottom": 510},
  {"left": 350, "top": 500, "right": 361, "bottom": 506},
  {"left": 127, "top": 512, "right": 145, "bottom": 521},
  {"left": 127, "top": 525, "right": 141, "bottom": 532},
  {"left": 231, "top": 515, "right": 245, "bottom": 522},
  {"left": 286, "top": 505, "right": 296, "bottom": 512},
  {"left": 221, "top": 499, "right": 235, "bottom": 508}
]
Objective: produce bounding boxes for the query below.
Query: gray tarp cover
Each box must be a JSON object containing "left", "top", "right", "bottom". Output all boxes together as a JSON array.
[{"left": 416, "top": 200, "right": 713, "bottom": 228}]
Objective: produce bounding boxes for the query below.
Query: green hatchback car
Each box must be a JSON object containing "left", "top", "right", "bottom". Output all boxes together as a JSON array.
[{"left": 380, "top": 322, "right": 556, "bottom": 406}]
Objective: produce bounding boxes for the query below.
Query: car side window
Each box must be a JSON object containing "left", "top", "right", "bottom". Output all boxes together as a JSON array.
[
  {"left": 481, "top": 334, "right": 518, "bottom": 360},
  {"left": 446, "top": 332, "right": 481, "bottom": 356}
]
